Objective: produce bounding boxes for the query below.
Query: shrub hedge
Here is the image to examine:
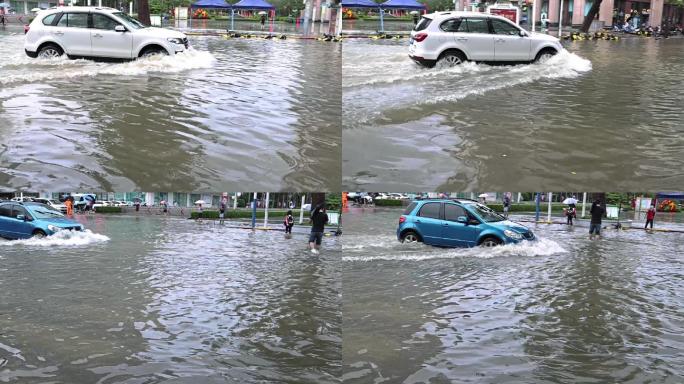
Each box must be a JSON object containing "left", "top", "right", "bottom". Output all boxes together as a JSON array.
[
  {"left": 190, "top": 210, "right": 289, "bottom": 220},
  {"left": 94, "top": 206, "right": 122, "bottom": 213},
  {"left": 374, "top": 199, "right": 404, "bottom": 207}
]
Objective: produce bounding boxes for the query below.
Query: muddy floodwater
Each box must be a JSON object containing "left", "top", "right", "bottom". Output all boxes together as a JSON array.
[
  {"left": 0, "top": 31, "right": 341, "bottom": 191},
  {"left": 342, "top": 207, "right": 684, "bottom": 383},
  {"left": 342, "top": 38, "right": 684, "bottom": 191},
  {"left": 0, "top": 215, "right": 341, "bottom": 383}
]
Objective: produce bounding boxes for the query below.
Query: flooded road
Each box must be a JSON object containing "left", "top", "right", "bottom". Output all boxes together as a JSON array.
[
  {"left": 342, "top": 207, "right": 684, "bottom": 383},
  {"left": 0, "top": 31, "right": 341, "bottom": 191},
  {"left": 342, "top": 38, "right": 684, "bottom": 191},
  {"left": 0, "top": 215, "right": 341, "bottom": 383}
]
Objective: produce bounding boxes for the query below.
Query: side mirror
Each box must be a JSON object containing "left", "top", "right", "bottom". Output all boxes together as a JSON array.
[
  {"left": 16, "top": 214, "right": 26, "bottom": 221},
  {"left": 115, "top": 25, "right": 126, "bottom": 32},
  {"left": 457, "top": 216, "right": 468, "bottom": 224},
  {"left": 519, "top": 30, "right": 527, "bottom": 37}
]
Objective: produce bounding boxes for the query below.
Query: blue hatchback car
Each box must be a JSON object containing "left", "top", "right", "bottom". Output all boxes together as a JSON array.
[
  {"left": 397, "top": 199, "right": 535, "bottom": 247},
  {"left": 0, "top": 202, "right": 84, "bottom": 240}
]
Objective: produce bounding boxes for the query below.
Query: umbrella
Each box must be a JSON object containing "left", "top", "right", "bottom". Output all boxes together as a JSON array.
[
  {"left": 478, "top": 193, "right": 488, "bottom": 198},
  {"left": 563, "top": 197, "right": 578, "bottom": 205},
  {"left": 257, "top": 10, "right": 267, "bottom": 15},
  {"left": 160, "top": 200, "right": 166, "bottom": 205},
  {"left": 84, "top": 195, "right": 95, "bottom": 201},
  {"left": 132, "top": 197, "right": 142, "bottom": 203},
  {"left": 30, "top": 7, "right": 42, "bottom": 12},
  {"left": 195, "top": 200, "right": 206, "bottom": 205}
]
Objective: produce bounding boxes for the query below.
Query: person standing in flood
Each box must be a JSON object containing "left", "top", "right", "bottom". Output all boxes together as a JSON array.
[
  {"left": 309, "top": 204, "right": 328, "bottom": 254},
  {"left": 284, "top": 210, "right": 294, "bottom": 234},
  {"left": 65, "top": 196, "right": 73, "bottom": 216},
  {"left": 502, "top": 194, "right": 511, "bottom": 218},
  {"left": 589, "top": 199, "right": 605, "bottom": 240},
  {"left": 645, "top": 204, "right": 656, "bottom": 230},
  {"left": 219, "top": 198, "right": 227, "bottom": 225}
]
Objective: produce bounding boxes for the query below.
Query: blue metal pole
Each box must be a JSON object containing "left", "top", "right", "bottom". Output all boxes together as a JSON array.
[
  {"left": 535, "top": 193, "right": 541, "bottom": 221},
  {"left": 251, "top": 193, "right": 257, "bottom": 229},
  {"left": 379, "top": 8, "right": 384, "bottom": 33}
]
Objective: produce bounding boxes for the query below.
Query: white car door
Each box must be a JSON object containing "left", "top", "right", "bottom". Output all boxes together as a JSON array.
[
  {"left": 91, "top": 13, "right": 133, "bottom": 59},
  {"left": 489, "top": 18, "right": 532, "bottom": 61},
  {"left": 456, "top": 17, "right": 494, "bottom": 61},
  {"left": 56, "top": 12, "right": 91, "bottom": 56}
]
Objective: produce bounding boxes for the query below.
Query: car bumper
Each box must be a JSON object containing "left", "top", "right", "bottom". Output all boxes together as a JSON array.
[
  {"left": 409, "top": 54, "right": 436, "bottom": 67},
  {"left": 25, "top": 49, "right": 38, "bottom": 58}
]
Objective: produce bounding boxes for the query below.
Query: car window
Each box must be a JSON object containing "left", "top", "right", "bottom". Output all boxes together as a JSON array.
[
  {"left": 11, "top": 205, "right": 28, "bottom": 219},
  {"left": 42, "top": 13, "right": 58, "bottom": 26},
  {"left": 490, "top": 18, "right": 520, "bottom": 35},
  {"left": 0, "top": 205, "right": 11, "bottom": 218},
  {"left": 403, "top": 202, "right": 418, "bottom": 215},
  {"left": 461, "top": 18, "right": 489, "bottom": 34},
  {"left": 29, "top": 206, "right": 64, "bottom": 219},
  {"left": 418, "top": 203, "right": 441, "bottom": 219},
  {"left": 414, "top": 17, "right": 432, "bottom": 31},
  {"left": 440, "top": 18, "right": 461, "bottom": 32},
  {"left": 93, "top": 13, "right": 120, "bottom": 30},
  {"left": 444, "top": 204, "right": 467, "bottom": 222},
  {"left": 59, "top": 13, "right": 89, "bottom": 28}
]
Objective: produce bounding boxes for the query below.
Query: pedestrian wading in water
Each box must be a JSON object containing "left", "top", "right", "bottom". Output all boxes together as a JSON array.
[
  {"left": 284, "top": 210, "right": 295, "bottom": 234},
  {"left": 645, "top": 205, "right": 656, "bottom": 229},
  {"left": 589, "top": 200, "right": 605, "bottom": 240},
  {"left": 309, "top": 204, "right": 329, "bottom": 254}
]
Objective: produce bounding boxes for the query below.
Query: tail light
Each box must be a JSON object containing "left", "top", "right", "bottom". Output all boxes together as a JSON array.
[
  {"left": 413, "top": 33, "right": 428, "bottom": 42},
  {"left": 399, "top": 216, "right": 406, "bottom": 224}
]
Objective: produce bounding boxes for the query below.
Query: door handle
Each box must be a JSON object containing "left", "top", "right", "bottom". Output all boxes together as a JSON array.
[
  {"left": 93, "top": 33, "right": 103, "bottom": 38},
  {"left": 456, "top": 37, "right": 468, "bottom": 41},
  {"left": 54, "top": 31, "right": 64, "bottom": 35},
  {"left": 416, "top": 220, "right": 421, "bottom": 223},
  {"left": 496, "top": 38, "right": 506, "bottom": 42}
]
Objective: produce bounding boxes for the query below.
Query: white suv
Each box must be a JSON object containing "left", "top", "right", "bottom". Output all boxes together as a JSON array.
[
  {"left": 25, "top": 6, "right": 189, "bottom": 60},
  {"left": 409, "top": 11, "right": 563, "bottom": 67}
]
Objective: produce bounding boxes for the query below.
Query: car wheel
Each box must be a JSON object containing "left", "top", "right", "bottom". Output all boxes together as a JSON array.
[
  {"left": 401, "top": 231, "right": 421, "bottom": 243},
  {"left": 438, "top": 50, "right": 466, "bottom": 67},
  {"left": 140, "top": 47, "right": 168, "bottom": 58},
  {"left": 479, "top": 237, "right": 503, "bottom": 247},
  {"left": 535, "top": 48, "right": 557, "bottom": 63},
  {"left": 37, "top": 44, "right": 63, "bottom": 59},
  {"left": 32, "top": 230, "right": 47, "bottom": 239}
]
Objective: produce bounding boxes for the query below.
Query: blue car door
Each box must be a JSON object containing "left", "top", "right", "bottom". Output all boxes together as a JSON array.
[
  {"left": 0, "top": 204, "right": 13, "bottom": 238},
  {"left": 414, "top": 202, "right": 444, "bottom": 245},
  {"left": 443, "top": 203, "right": 482, "bottom": 247},
  {"left": 10, "top": 205, "right": 34, "bottom": 239}
]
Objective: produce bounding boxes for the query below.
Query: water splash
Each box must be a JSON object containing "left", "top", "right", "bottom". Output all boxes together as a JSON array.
[
  {"left": 342, "top": 238, "right": 567, "bottom": 262},
  {"left": 0, "top": 229, "right": 110, "bottom": 247},
  {"left": 0, "top": 49, "right": 215, "bottom": 85}
]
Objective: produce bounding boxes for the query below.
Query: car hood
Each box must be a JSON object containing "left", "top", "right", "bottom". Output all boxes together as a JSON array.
[
  {"left": 136, "top": 27, "right": 186, "bottom": 39},
  {"left": 529, "top": 32, "right": 560, "bottom": 43},
  {"left": 488, "top": 220, "right": 530, "bottom": 233},
  {"left": 40, "top": 217, "right": 83, "bottom": 228}
]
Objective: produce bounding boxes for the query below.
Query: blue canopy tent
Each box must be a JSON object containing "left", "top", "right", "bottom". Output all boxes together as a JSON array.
[
  {"left": 341, "top": 0, "right": 383, "bottom": 32},
  {"left": 656, "top": 193, "right": 684, "bottom": 200},
  {"left": 378, "top": 0, "right": 425, "bottom": 32},
  {"left": 189, "top": 0, "right": 232, "bottom": 29},
  {"left": 231, "top": 0, "right": 275, "bottom": 32}
]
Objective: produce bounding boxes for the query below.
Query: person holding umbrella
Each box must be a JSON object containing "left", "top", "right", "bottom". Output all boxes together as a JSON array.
[
  {"left": 160, "top": 200, "right": 168, "bottom": 215},
  {"left": 195, "top": 200, "right": 205, "bottom": 222},
  {"left": 133, "top": 197, "right": 142, "bottom": 212},
  {"left": 309, "top": 203, "right": 328, "bottom": 254},
  {"left": 563, "top": 196, "right": 578, "bottom": 226}
]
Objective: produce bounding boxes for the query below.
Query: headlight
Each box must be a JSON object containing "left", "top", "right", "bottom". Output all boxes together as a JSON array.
[
  {"left": 504, "top": 230, "right": 522, "bottom": 240},
  {"left": 47, "top": 225, "right": 62, "bottom": 232},
  {"left": 167, "top": 38, "right": 183, "bottom": 44}
]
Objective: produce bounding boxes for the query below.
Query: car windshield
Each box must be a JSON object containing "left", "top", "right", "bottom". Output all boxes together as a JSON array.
[
  {"left": 28, "top": 205, "right": 65, "bottom": 219},
  {"left": 112, "top": 12, "right": 145, "bottom": 29},
  {"left": 466, "top": 203, "right": 505, "bottom": 223}
]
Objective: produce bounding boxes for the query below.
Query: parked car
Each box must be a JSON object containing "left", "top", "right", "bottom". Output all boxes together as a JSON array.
[
  {"left": 24, "top": 7, "right": 189, "bottom": 60},
  {"left": 10, "top": 196, "right": 36, "bottom": 202},
  {"left": 0, "top": 202, "right": 84, "bottom": 239},
  {"left": 32, "top": 198, "right": 68, "bottom": 213},
  {"left": 409, "top": 11, "right": 563, "bottom": 67},
  {"left": 70, "top": 193, "right": 97, "bottom": 210},
  {"left": 397, "top": 199, "right": 535, "bottom": 247}
]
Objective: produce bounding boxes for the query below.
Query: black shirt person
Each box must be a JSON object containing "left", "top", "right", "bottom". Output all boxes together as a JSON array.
[
  {"left": 589, "top": 200, "right": 605, "bottom": 240},
  {"left": 309, "top": 205, "right": 329, "bottom": 254}
]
